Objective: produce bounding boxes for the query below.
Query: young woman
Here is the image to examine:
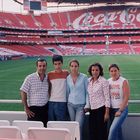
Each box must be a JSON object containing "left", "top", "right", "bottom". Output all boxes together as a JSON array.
[
  {"left": 108, "top": 64, "right": 130, "bottom": 140},
  {"left": 66, "top": 59, "right": 89, "bottom": 140},
  {"left": 87, "top": 63, "right": 110, "bottom": 140}
]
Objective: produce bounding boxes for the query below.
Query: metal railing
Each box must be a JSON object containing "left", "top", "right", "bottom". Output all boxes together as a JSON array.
[
  {"left": 0, "top": 99, "right": 139, "bottom": 115},
  {"left": 0, "top": 99, "right": 140, "bottom": 104},
  {"left": 0, "top": 99, "right": 139, "bottom": 104},
  {"left": 0, "top": 100, "right": 21, "bottom": 103}
]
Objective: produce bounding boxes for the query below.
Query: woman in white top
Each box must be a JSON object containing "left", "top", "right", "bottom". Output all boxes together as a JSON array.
[
  {"left": 108, "top": 64, "right": 130, "bottom": 140},
  {"left": 87, "top": 63, "right": 110, "bottom": 140}
]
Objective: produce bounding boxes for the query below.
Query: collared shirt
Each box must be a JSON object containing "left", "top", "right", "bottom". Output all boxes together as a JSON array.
[
  {"left": 87, "top": 76, "right": 110, "bottom": 110},
  {"left": 20, "top": 72, "right": 49, "bottom": 106},
  {"left": 66, "top": 73, "right": 90, "bottom": 108}
]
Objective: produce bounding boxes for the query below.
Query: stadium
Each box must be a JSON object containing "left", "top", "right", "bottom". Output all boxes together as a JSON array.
[{"left": 0, "top": 0, "right": 140, "bottom": 140}]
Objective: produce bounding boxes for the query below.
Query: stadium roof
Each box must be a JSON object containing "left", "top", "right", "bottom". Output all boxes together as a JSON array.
[
  {"left": 1, "top": 0, "right": 138, "bottom": 14},
  {"left": 47, "top": 0, "right": 140, "bottom": 4},
  {"left": 13, "top": 0, "right": 140, "bottom": 4}
]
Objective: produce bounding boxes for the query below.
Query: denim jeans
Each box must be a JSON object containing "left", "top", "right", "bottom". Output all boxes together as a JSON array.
[
  {"left": 67, "top": 103, "right": 85, "bottom": 140},
  {"left": 108, "top": 107, "right": 128, "bottom": 140},
  {"left": 48, "top": 101, "right": 67, "bottom": 121}
]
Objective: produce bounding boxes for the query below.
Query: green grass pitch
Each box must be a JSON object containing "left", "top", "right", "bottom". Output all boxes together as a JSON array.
[{"left": 0, "top": 55, "right": 140, "bottom": 112}]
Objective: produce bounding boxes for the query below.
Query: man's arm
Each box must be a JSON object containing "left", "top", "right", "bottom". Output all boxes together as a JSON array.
[{"left": 20, "top": 91, "right": 35, "bottom": 118}]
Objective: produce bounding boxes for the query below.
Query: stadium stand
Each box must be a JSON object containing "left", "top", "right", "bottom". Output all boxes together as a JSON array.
[
  {"left": 47, "top": 121, "right": 80, "bottom": 140},
  {"left": 0, "top": 111, "right": 26, "bottom": 124},
  {"left": 0, "top": 120, "right": 10, "bottom": 126},
  {"left": 0, "top": 2, "right": 140, "bottom": 58},
  {"left": 28, "top": 127, "right": 71, "bottom": 140},
  {"left": 0, "top": 126, "right": 23, "bottom": 139},
  {"left": 0, "top": 110, "right": 139, "bottom": 140},
  {"left": 0, "top": 0, "right": 140, "bottom": 139}
]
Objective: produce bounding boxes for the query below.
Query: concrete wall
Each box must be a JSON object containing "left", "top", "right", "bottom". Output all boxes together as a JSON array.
[
  {"left": 83, "top": 113, "right": 140, "bottom": 140},
  {"left": 122, "top": 114, "right": 140, "bottom": 140},
  {"left": 0, "top": 111, "right": 26, "bottom": 124}
]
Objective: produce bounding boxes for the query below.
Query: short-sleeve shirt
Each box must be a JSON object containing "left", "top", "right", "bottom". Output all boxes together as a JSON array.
[
  {"left": 48, "top": 70, "right": 69, "bottom": 102},
  {"left": 20, "top": 72, "right": 49, "bottom": 106}
]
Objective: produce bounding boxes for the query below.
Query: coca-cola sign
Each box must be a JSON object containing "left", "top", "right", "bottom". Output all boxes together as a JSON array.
[{"left": 72, "top": 7, "right": 140, "bottom": 29}]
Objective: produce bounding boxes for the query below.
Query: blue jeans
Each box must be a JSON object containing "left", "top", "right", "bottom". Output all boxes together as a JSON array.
[
  {"left": 108, "top": 107, "right": 128, "bottom": 140},
  {"left": 68, "top": 103, "right": 85, "bottom": 140},
  {"left": 48, "top": 101, "right": 67, "bottom": 121}
]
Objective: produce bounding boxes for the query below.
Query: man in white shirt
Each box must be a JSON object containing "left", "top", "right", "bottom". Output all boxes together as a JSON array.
[{"left": 20, "top": 58, "right": 49, "bottom": 127}]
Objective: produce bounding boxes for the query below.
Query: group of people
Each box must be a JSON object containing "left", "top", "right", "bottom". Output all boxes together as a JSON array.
[{"left": 20, "top": 55, "right": 130, "bottom": 140}]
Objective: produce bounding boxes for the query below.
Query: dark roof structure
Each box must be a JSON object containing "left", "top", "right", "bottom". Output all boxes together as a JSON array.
[
  {"left": 13, "top": 0, "right": 140, "bottom": 5},
  {"left": 46, "top": 0, "right": 140, "bottom": 4}
]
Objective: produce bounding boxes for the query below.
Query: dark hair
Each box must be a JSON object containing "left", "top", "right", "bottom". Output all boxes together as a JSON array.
[
  {"left": 36, "top": 58, "right": 47, "bottom": 66},
  {"left": 52, "top": 54, "right": 63, "bottom": 64},
  {"left": 109, "top": 64, "right": 120, "bottom": 71},
  {"left": 88, "top": 62, "right": 104, "bottom": 76},
  {"left": 69, "top": 59, "right": 79, "bottom": 67}
]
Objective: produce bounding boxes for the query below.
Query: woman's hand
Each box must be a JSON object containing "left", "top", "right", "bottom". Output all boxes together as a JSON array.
[
  {"left": 104, "top": 112, "right": 109, "bottom": 122},
  {"left": 115, "top": 111, "right": 122, "bottom": 117},
  {"left": 84, "top": 108, "right": 90, "bottom": 113}
]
